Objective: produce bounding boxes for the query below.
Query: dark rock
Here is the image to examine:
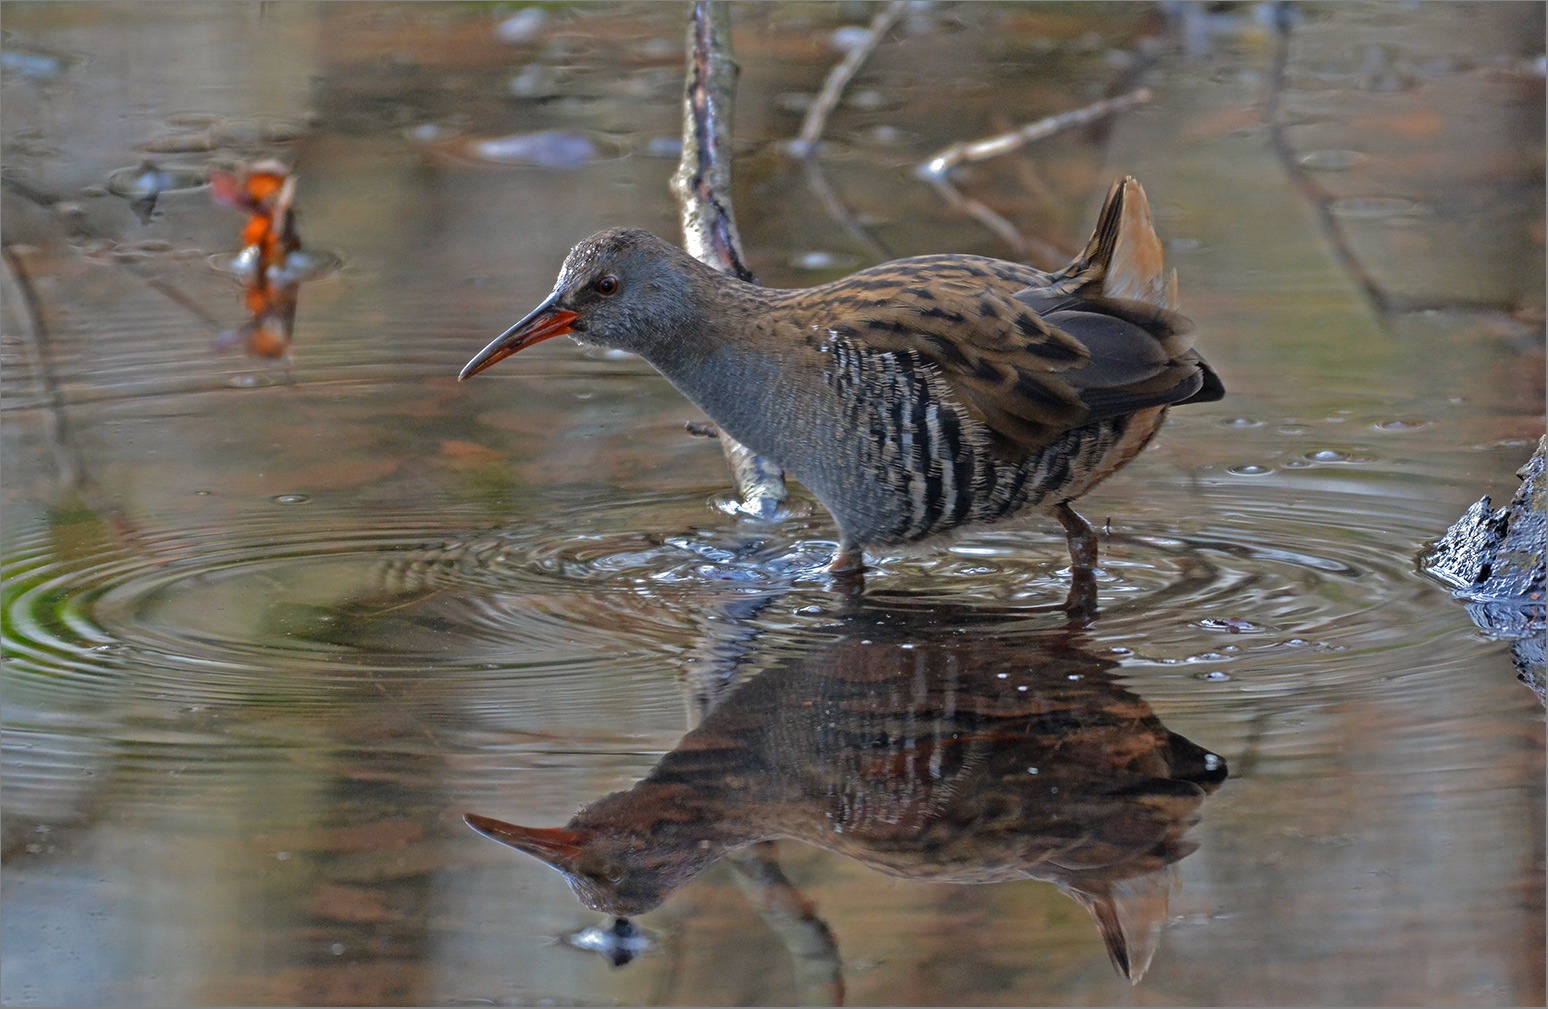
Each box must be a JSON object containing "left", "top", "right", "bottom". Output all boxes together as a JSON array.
[{"left": 1423, "top": 435, "right": 1547, "bottom": 701}]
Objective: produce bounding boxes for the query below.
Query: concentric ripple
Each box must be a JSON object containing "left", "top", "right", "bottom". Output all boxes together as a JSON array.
[{"left": 3, "top": 468, "right": 1458, "bottom": 719}]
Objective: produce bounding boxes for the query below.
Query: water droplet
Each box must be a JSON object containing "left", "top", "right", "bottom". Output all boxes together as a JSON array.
[
  {"left": 136, "top": 132, "right": 215, "bottom": 154},
  {"left": 777, "top": 91, "right": 812, "bottom": 114},
  {"left": 1298, "top": 149, "right": 1365, "bottom": 171},
  {"left": 1016, "top": 684, "right": 1028, "bottom": 692},
  {"left": 508, "top": 64, "right": 561, "bottom": 99},
  {"left": 1374, "top": 418, "right": 1424, "bottom": 431},
  {"left": 857, "top": 124, "right": 912, "bottom": 146},
  {"left": 829, "top": 25, "right": 873, "bottom": 53},
  {"left": 843, "top": 89, "right": 900, "bottom": 112},
  {"left": 270, "top": 493, "right": 310, "bottom": 505},
  {"left": 495, "top": 7, "right": 547, "bottom": 43},
  {"left": 1221, "top": 417, "right": 1262, "bottom": 427},
  {"left": 1204, "top": 753, "right": 1223, "bottom": 771},
  {"left": 193, "top": 490, "right": 211, "bottom": 496},
  {"left": 407, "top": 123, "right": 448, "bottom": 145},
  {"left": 1194, "top": 670, "right": 1233, "bottom": 682},
  {"left": 1307, "top": 449, "right": 1350, "bottom": 462},
  {"left": 226, "top": 373, "right": 278, "bottom": 389},
  {"left": 105, "top": 164, "right": 207, "bottom": 199},
  {"left": 165, "top": 111, "right": 223, "bottom": 130},
  {"left": 1228, "top": 464, "right": 1273, "bottom": 475},
  {"left": 1026, "top": 767, "right": 1039, "bottom": 775},
  {"left": 643, "top": 135, "right": 682, "bottom": 158},
  {"left": 1328, "top": 196, "right": 1421, "bottom": 220},
  {"left": 790, "top": 251, "right": 858, "bottom": 272}
]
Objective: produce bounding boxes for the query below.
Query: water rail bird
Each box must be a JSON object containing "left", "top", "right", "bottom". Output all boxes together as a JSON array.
[{"left": 460, "top": 177, "right": 1223, "bottom": 603}]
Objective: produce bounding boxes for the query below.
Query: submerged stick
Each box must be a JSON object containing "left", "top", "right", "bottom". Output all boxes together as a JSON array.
[
  {"left": 1262, "top": 9, "right": 1393, "bottom": 318},
  {"left": 792, "top": 0, "right": 909, "bottom": 158},
  {"left": 670, "top": 1, "right": 787, "bottom": 517},
  {"left": 728, "top": 842, "right": 845, "bottom": 1007}
]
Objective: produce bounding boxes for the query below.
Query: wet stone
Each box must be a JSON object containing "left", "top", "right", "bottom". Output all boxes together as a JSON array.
[{"left": 1423, "top": 435, "right": 1547, "bottom": 700}]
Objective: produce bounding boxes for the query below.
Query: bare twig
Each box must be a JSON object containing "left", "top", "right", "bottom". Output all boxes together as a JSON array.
[
  {"left": 917, "top": 87, "right": 1152, "bottom": 180},
  {"left": 670, "top": 1, "right": 787, "bottom": 517},
  {"left": 916, "top": 88, "right": 1152, "bottom": 258},
  {"left": 792, "top": 0, "right": 909, "bottom": 158}
]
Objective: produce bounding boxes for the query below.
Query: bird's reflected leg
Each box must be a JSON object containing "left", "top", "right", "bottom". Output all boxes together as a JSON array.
[{"left": 1056, "top": 502, "right": 1099, "bottom": 619}]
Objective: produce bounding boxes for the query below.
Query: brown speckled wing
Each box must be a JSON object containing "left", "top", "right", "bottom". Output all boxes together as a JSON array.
[
  {"left": 793, "top": 262, "right": 1203, "bottom": 459},
  {"left": 784, "top": 176, "right": 1218, "bottom": 461}
]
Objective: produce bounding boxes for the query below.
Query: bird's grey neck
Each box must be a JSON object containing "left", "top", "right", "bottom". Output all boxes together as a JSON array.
[{"left": 633, "top": 280, "right": 797, "bottom": 460}]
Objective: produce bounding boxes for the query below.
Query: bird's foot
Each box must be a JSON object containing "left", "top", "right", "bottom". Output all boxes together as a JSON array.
[{"left": 827, "top": 545, "right": 867, "bottom": 594}]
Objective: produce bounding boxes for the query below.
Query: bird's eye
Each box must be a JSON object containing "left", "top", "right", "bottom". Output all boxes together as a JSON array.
[{"left": 594, "top": 275, "right": 619, "bottom": 296}]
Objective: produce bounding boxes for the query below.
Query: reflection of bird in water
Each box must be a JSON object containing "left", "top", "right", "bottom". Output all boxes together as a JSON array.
[
  {"left": 467, "top": 629, "right": 1227, "bottom": 982},
  {"left": 459, "top": 177, "right": 1222, "bottom": 606}
]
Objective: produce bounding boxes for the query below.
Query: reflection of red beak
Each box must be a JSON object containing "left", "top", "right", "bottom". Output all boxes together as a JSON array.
[
  {"left": 459, "top": 292, "right": 578, "bottom": 380},
  {"left": 464, "top": 812, "right": 586, "bottom": 867}
]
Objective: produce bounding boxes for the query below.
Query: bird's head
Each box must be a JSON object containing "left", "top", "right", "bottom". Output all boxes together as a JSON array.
[
  {"left": 459, "top": 228, "right": 705, "bottom": 379},
  {"left": 463, "top": 807, "right": 722, "bottom": 917}
]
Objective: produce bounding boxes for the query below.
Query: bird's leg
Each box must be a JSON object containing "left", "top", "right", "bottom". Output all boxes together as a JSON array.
[
  {"left": 828, "top": 540, "right": 867, "bottom": 593},
  {"left": 1055, "top": 502, "right": 1099, "bottom": 619},
  {"left": 1055, "top": 502, "right": 1098, "bottom": 568}
]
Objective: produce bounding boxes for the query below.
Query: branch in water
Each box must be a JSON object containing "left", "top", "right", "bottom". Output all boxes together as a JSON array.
[
  {"left": 917, "top": 88, "right": 1152, "bottom": 180},
  {"left": 670, "top": 1, "right": 787, "bottom": 517},
  {"left": 671, "top": 0, "right": 754, "bottom": 283},
  {"left": 915, "top": 88, "right": 1152, "bottom": 257}
]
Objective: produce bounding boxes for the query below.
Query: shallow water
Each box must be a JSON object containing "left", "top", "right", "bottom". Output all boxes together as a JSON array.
[{"left": 2, "top": 2, "right": 1544, "bottom": 1006}]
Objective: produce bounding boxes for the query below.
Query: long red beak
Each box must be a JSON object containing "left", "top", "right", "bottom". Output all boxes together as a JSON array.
[
  {"left": 459, "top": 292, "right": 579, "bottom": 380},
  {"left": 464, "top": 812, "right": 586, "bottom": 866}
]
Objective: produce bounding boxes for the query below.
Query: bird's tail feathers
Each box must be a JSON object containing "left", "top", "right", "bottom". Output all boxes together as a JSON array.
[{"left": 1059, "top": 176, "right": 1177, "bottom": 312}]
